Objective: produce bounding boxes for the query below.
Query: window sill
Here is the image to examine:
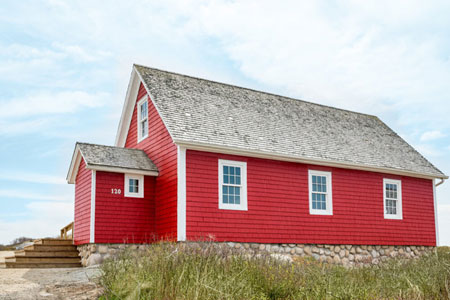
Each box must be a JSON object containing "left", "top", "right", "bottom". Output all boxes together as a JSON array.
[
  {"left": 137, "top": 135, "right": 148, "bottom": 144},
  {"left": 309, "top": 210, "right": 333, "bottom": 216},
  {"left": 219, "top": 204, "right": 248, "bottom": 211},
  {"left": 384, "top": 215, "right": 403, "bottom": 220}
]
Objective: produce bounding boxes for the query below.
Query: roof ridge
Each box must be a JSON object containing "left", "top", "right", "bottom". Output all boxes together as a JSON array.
[
  {"left": 134, "top": 64, "right": 378, "bottom": 119},
  {"left": 76, "top": 142, "right": 142, "bottom": 151}
]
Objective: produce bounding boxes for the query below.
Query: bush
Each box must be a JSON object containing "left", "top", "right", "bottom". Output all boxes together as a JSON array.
[{"left": 100, "top": 243, "right": 450, "bottom": 300}]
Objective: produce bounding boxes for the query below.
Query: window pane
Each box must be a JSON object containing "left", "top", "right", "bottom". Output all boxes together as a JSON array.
[
  {"left": 230, "top": 175, "right": 235, "bottom": 184},
  {"left": 236, "top": 175, "right": 241, "bottom": 185},
  {"left": 223, "top": 174, "right": 229, "bottom": 184},
  {"left": 236, "top": 168, "right": 240, "bottom": 176},
  {"left": 235, "top": 187, "right": 240, "bottom": 196},
  {"left": 223, "top": 194, "right": 228, "bottom": 204},
  {"left": 140, "top": 102, "right": 147, "bottom": 120},
  {"left": 312, "top": 176, "right": 317, "bottom": 184},
  {"left": 223, "top": 166, "right": 229, "bottom": 175},
  {"left": 230, "top": 167, "right": 235, "bottom": 175},
  {"left": 229, "top": 186, "right": 234, "bottom": 195},
  {"left": 223, "top": 186, "right": 228, "bottom": 195},
  {"left": 229, "top": 194, "right": 234, "bottom": 204}
]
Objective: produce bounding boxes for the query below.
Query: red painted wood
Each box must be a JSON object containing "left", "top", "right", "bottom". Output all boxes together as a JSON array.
[
  {"left": 186, "top": 150, "right": 436, "bottom": 246},
  {"left": 74, "top": 159, "right": 91, "bottom": 245},
  {"left": 94, "top": 171, "right": 156, "bottom": 243},
  {"left": 125, "top": 83, "right": 178, "bottom": 240}
]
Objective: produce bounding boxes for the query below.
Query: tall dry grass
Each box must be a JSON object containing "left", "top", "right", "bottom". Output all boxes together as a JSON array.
[{"left": 100, "top": 243, "right": 450, "bottom": 300}]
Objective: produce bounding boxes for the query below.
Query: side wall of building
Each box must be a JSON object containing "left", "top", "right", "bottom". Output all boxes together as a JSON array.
[
  {"left": 74, "top": 159, "right": 91, "bottom": 245},
  {"left": 94, "top": 171, "right": 156, "bottom": 243},
  {"left": 125, "top": 83, "right": 178, "bottom": 239},
  {"left": 186, "top": 150, "right": 436, "bottom": 246}
]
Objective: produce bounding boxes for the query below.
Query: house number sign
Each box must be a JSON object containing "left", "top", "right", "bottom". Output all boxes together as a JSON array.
[{"left": 111, "top": 188, "right": 122, "bottom": 194}]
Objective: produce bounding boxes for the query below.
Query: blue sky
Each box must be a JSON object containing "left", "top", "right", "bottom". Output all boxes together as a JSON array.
[{"left": 0, "top": 0, "right": 449, "bottom": 245}]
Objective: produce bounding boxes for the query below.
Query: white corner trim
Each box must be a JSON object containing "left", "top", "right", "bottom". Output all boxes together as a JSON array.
[
  {"left": 308, "top": 170, "right": 333, "bottom": 215},
  {"left": 90, "top": 170, "right": 96, "bottom": 243},
  {"left": 218, "top": 159, "right": 248, "bottom": 211},
  {"left": 433, "top": 179, "right": 439, "bottom": 246},
  {"left": 124, "top": 174, "right": 144, "bottom": 198},
  {"left": 383, "top": 178, "right": 403, "bottom": 220},
  {"left": 177, "top": 146, "right": 187, "bottom": 241}
]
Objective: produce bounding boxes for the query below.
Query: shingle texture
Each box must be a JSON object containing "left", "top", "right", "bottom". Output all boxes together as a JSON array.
[
  {"left": 77, "top": 142, "right": 158, "bottom": 173},
  {"left": 135, "top": 65, "right": 445, "bottom": 178}
]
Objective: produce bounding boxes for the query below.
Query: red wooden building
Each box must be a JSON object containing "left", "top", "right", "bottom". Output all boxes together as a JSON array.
[{"left": 67, "top": 65, "right": 447, "bottom": 249}]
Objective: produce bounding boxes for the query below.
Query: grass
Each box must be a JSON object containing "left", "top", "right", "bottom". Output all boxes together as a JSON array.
[{"left": 100, "top": 243, "right": 450, "bottom": 300}]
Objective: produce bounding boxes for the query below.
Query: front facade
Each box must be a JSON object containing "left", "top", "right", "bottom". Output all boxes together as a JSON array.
[{"left": 67, "top": 65, "right": 447, "bottom": 264}]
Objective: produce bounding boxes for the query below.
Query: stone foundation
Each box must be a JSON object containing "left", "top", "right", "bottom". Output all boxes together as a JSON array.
[{"left": 78, "top": 242, "right": 435, "bottom": 267}]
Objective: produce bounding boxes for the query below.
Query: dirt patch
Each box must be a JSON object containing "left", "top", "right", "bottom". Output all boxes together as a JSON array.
[{"left": 0, "top": 266, "right": 102, "bottom": 300}]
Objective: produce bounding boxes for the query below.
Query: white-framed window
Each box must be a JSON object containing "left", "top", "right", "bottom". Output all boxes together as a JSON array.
[
  {"left": 124, "top": 174, "right": 144, "bottom": 198},
  {"left": 308, "top": 170, "right": 333, "bottom": 215},
  {"left": 137, "top": 96, "right": 148, "bottom": 143},
  {"left": 218, "top": 159, "right": 247, "bottom": 211},
  {"left": 383, "top": 178, "right": 402, "bottom": 219}
]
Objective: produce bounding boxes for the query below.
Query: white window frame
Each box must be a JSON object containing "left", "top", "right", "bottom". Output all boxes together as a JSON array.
[
  {"left": 124, "top": 174, "right": 144, "bottom": 198},
  {"left": 308, "top": 170, "right": 333, "bottom": 215},
  {"left": 137, "top": 96, "right": 148, "bottom": 143},
  {"left": 383, "top": 178, "right": 402, "bottom": 220},
  {"left": 218, "top": 159, "right": 247, "bottom": 211}
]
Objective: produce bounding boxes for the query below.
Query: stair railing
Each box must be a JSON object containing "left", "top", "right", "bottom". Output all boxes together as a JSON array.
[{"left": 60, "top": 222, "right": 74, "bottom": 239}]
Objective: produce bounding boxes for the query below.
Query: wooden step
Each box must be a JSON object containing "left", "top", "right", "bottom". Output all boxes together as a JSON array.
[
  {"left": 5, "top": 256, "right": 81, "bottom": 264},
  {"left": 14, "top": 250, "right": 80, "bottom": 257},
  {"left": 33, "top": 239, "right": 74, "bottom": 246},
  {"left": 24, "top": 244, "right": 77, "bottom": 251},
  {"left": 2, "top": 262, "right": 81, "bottom": 268}
]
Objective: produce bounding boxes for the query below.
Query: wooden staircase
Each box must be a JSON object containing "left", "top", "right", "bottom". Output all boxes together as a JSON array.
[{"left": 0, "top": 238, "right": 81, "bottom": 268}]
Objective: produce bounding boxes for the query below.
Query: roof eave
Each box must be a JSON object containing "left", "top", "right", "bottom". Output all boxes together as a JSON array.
[
  {"left": 115, "top": 66, "right": 140, "bottom": 147},
  {"left": 66, "top": 143, "right": 83, "bottom": 184},
  {"left": 85, "top": 164, "right": 159, "bottom": 177},
  {"left": 174, "top": 140, "right": 448, "bottom": 180}
]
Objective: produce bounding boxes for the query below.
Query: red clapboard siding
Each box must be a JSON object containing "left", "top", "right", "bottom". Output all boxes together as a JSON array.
[
  {"left": 74, "top": 159, "right": 91, "bottom": 245},
  {"left": 125, "top": 83, "right": 178, "bottom": 239},
  {"left": 186, "top": 150, "right": 436, "bottom": 246},
  {"left": 94, "top": 171, "right": 156, "bottom": 243}
]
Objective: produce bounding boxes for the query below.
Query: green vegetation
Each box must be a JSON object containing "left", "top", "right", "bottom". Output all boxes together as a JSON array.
[{"left": 100, "top": 243, "right": 450, "bottom": 300}]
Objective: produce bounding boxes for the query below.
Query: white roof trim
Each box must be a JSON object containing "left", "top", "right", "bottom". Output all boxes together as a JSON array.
[
  {"left": 115, "top": 65, "right": 176, "bottom": 147},
  {"left": 85, "top": 165, "right": 158, "bottom": 177},
  {"left": 174, "top": 140, "right": 448, "bottom": 180},
  {"left": 115, "top": 67, "right": 140, "bottom": 147},
  {"left": 67, "top": 144, "right": 84, "bottom": 184}
]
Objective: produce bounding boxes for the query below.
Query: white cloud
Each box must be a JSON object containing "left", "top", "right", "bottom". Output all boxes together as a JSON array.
[
  {"left": 414, "top": 144, "right": 443, "bottom": 158},
  {"left": 420, "top": 130, "right": 446, "bottom": 142},
  {"left": 0, "top": 189, "right": 72, "bottom": 202},
  {"left": 0, "top": 201, "right": 73, "bottom": 244},
  {"left": 0, "top": 90, "right": 109, "bottom": 119},
  {"left": 0, "top": 171, "right": 66, "bottom": 185},
  {"left": 438, "top": 204, "right": 450, "bottom": 246}
]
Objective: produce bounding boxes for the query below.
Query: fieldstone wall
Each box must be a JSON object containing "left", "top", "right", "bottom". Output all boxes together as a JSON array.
[{"left": 78, "top": 242, "right": 435, "bottom": 267}]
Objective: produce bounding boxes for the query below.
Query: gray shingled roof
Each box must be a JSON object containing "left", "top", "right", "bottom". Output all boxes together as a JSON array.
[
  {"left": 135, "top": 65, "right": 446, "bottom": 178},
  {"left": 77, "top": 142, "right": 158, "bottom": 173}
]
